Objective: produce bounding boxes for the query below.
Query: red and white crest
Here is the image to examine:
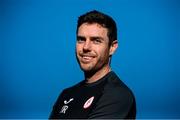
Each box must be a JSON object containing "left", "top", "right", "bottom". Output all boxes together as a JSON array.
[{"left": 83, "top": 96, "right": 94, "bottom": 109}]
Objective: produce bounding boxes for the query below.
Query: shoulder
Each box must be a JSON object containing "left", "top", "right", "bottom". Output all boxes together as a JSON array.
[
  {"left": 88, "top": 72, "right": 136, "bottom": 118},
  {"left": 104, "top": 71, "right": 135, "bottom": 101}
]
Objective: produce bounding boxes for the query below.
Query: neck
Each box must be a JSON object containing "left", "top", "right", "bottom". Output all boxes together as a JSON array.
[{"left": 84, "top": 65, "right": 111, "bottom": 83}]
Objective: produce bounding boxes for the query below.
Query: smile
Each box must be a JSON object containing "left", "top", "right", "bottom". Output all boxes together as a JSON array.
[{"left": 81, "top": 56, "right": 94, "bottom": 63}]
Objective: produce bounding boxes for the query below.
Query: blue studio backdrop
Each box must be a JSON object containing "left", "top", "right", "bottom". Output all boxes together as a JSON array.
[{"left": 1, "top": 0, "right": 180, "bottom": 118}]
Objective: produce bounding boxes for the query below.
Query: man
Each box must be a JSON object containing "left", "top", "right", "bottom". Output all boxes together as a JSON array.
[{"left": 49, "top": 10, "right": 136, "bottom": 119}]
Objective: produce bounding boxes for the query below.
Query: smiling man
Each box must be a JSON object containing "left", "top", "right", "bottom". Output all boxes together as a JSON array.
[{"left": 49, "top": 10, "right": 136, "bottom": 119}]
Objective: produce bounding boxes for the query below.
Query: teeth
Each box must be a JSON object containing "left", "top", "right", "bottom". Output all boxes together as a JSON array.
[
  {"left": 82, "top": 56, "right": 94, "bottom": 61},
  {"left": 83, "top": 56, "right": 92, "bottom": 59}
]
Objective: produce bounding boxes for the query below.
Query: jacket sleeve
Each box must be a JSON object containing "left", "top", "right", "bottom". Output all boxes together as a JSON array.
[{"left": 88, "top": 87, "right": 136, "bottom": 119}]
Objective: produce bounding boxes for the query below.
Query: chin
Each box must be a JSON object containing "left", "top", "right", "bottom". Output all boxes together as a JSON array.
[
  {"left": 80, "top": 67, "right": 92, "bottom": 72},
  {"left": 80, "top": 65, "right": 94, "bottom": 72}
]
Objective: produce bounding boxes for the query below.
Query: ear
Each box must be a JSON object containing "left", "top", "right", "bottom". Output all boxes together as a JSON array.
[{"left": 109, "top": 40, "right": 118, "bottom": 56}]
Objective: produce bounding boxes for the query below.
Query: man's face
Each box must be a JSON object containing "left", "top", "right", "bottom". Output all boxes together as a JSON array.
[{"left": 76, "top": 23, "right": 111, "bottom": 72}]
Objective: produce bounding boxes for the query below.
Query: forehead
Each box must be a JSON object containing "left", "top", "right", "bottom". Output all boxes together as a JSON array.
[{"left": 77, "top": 23, "right": 108, "bottom": 37}]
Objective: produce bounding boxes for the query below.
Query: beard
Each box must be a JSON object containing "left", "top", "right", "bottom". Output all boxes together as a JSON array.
[{"left": 75, "top": 51, "right": 109, "bottom": 73}]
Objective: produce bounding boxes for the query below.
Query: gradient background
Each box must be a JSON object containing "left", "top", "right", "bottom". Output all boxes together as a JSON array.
[{"left": 1, "top": 0, "right": 180, "bottom": 119}]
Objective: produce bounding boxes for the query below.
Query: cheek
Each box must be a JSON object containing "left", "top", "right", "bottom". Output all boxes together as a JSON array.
[
  {"left": 99, "top": 45, "right": 109, "bottom": 55},
  {"left": 96, "top": 47, "right": 110, "bottom": 60},
  {"left": 76, "top": 45, "right": 81, "bottom": 53}
]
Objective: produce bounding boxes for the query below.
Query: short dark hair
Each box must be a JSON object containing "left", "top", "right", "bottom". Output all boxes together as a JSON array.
[{"left": 77, "top": 10, "right": 117, "bottom": 45}]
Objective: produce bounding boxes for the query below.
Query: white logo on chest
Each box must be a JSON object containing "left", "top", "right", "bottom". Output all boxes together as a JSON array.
[
  {"left": 83, "top": 96, "right": 94, "bottom": 109},
  {"left": 60, "top": 105, "right": 68, "bottom": 114},
  {"left": 60, "top": 98, "right": 74, "bottom": 114},
  {"left": 64, "top": 98, "right": 74, "bottom": 104}
]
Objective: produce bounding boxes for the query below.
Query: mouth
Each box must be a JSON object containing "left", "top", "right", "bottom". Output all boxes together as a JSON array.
[{"left": 80, "top": 55, "right": 95, "bottom": 63}]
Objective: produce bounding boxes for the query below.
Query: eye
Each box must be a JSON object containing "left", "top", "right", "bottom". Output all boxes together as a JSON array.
[
  {"left": 77, "top": 37, "right": 85, "bottom": 43},
  {"left": 92, "top": 38, "right": 102, "bottom": 44}
]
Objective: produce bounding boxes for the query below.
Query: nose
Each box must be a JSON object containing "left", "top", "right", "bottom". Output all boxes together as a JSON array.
[{"left": 83, "top": 40, "right": 91, "bottom": 51}]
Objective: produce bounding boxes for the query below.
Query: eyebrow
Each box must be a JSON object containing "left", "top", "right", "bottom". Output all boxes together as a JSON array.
[
  {"left": 77, "top": 36, "right": 85, "bottom": 40},
  {"left": 90, "top": 36, "right": 104, "bottom": 41},
  {"left": 77, "top": 36, "right": 104, "bottom": 41}
]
